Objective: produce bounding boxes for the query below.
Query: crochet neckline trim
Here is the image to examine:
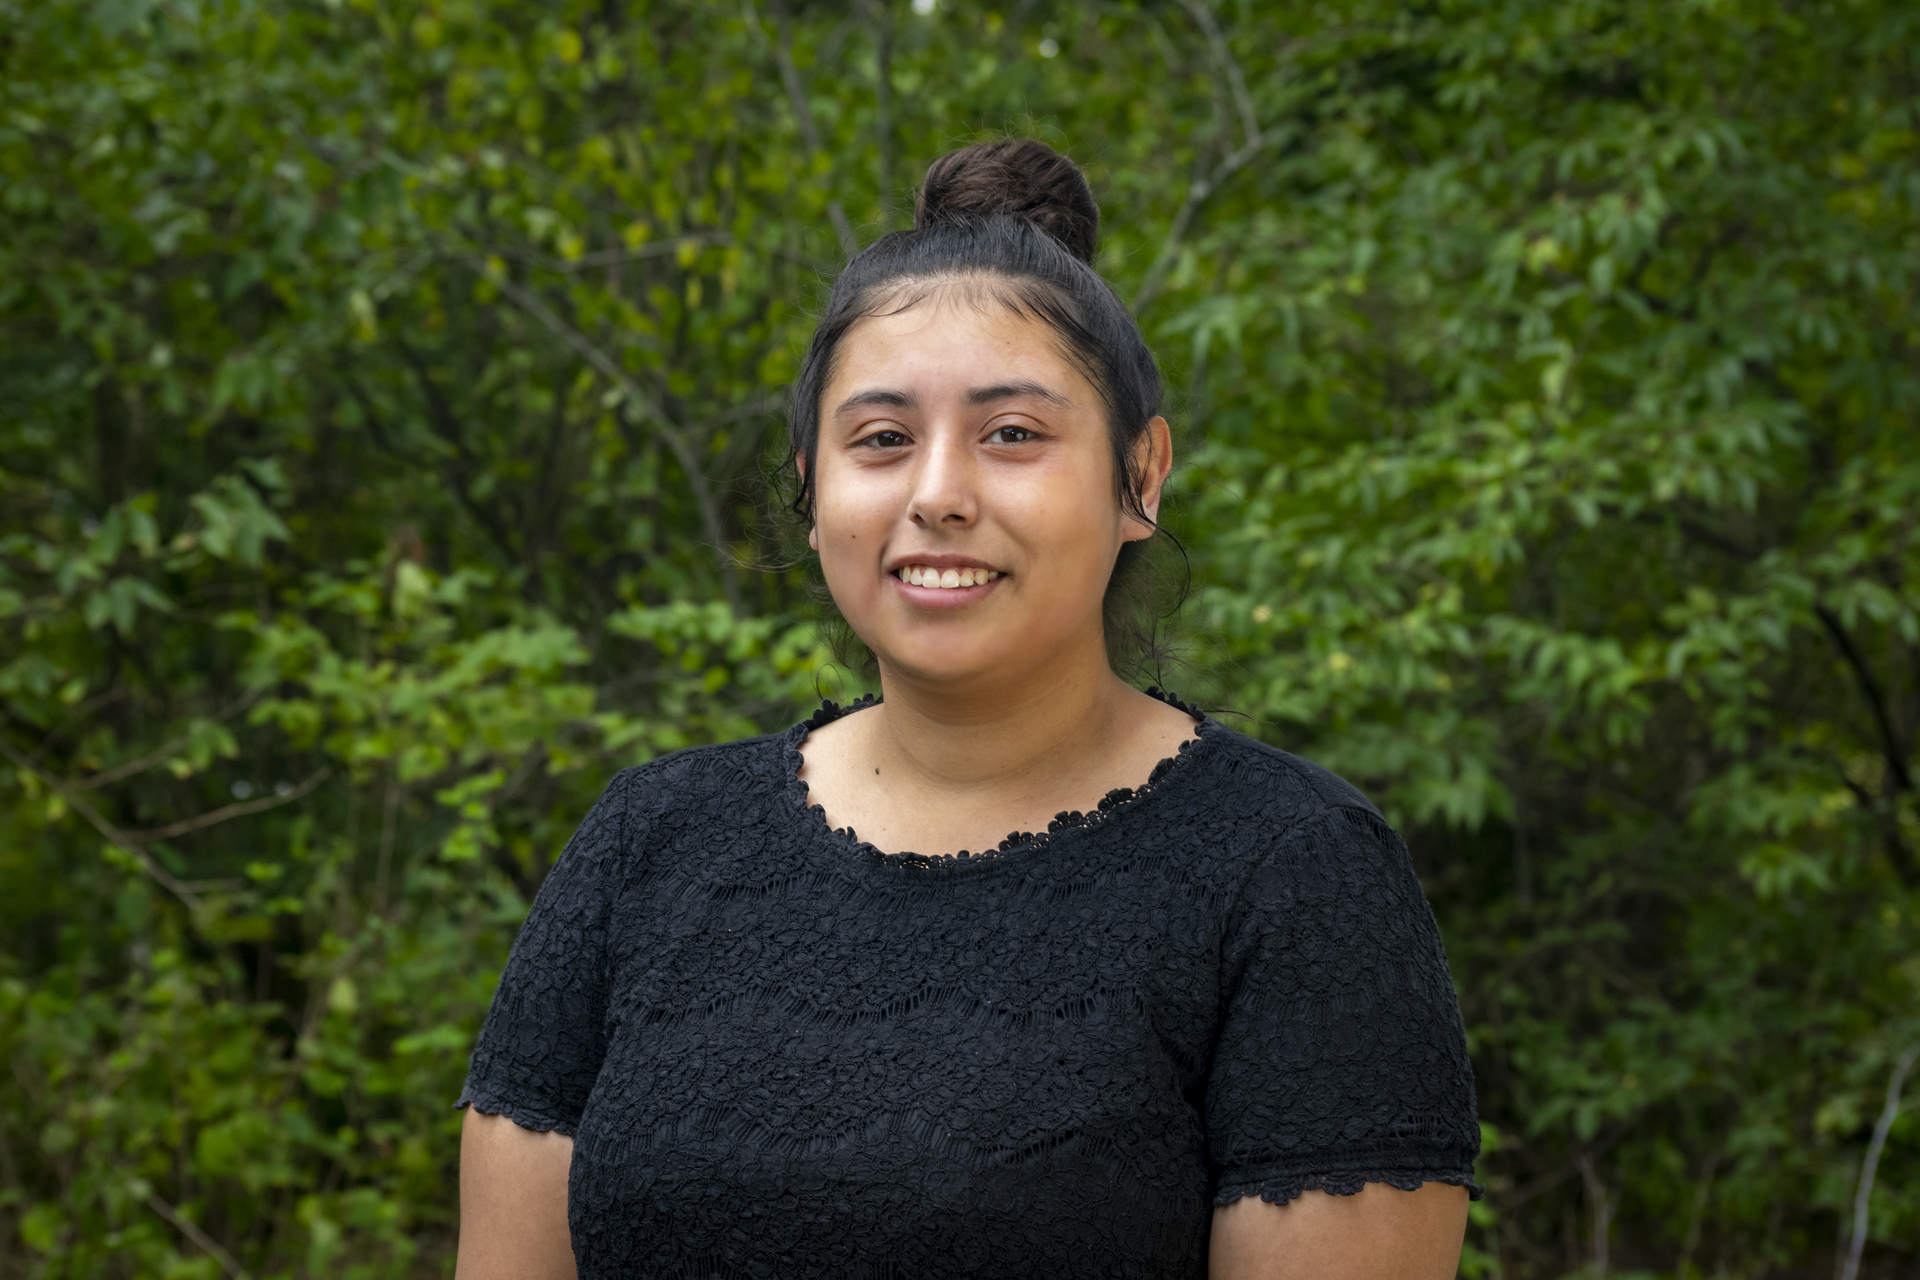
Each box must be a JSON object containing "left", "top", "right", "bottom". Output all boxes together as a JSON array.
[{"left": 781, "top": 687, "right": 1213, "bottom": 870}]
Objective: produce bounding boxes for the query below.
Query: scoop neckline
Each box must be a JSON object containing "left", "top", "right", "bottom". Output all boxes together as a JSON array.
[{"left": 782, "top": 688, "right": 1214, "bottom": 871}]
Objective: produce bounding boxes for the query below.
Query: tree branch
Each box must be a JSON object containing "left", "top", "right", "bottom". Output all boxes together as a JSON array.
[
  {"left": 0, "top": 737, "right": 203, "bottom": 911},
  {"left": 765, "top": 0, "right": 860, "bottom": 259},
  {"left": 1180, "top": 0, "right": 1261, "bottom": 151},
  {"left": 147, "top": 1193, "right": 249, "bottom": 1280},
  {"left": 1122, "top": 3, "right": 1283, "bottom": 311},
  {"left": 390, "top": 339, "right": 528, "bottom": 562},
  {"left": 1490, "top": 1121, "right": 1631, "bottom": 1212},
  {"left": 466, "top": 257, "right": 743, "bottom": 611},
  {"left": 1131, "top": 130, "right": 1277, "bottom": 314},
  {"left": 69, "top": 693, "right": 259, "bottom": 792},
  {"left": 489, "top": 232, "right": 734, "bottom": 274},
  {"left": 18, "top": 686, "right": 128, "bottom": 765},
  {"left": 1127, "top": 16, "right": 1385, "bottom": 314},
  {"left": 343, "top": 366, "right": 522, "bottom": 570},
  {"left": 1817, "top": 605, "right": 1919, "bottom": 885},
  {"left": 1815, "top": 604, "right": 1914, "bottom": 792},
  {"left": 123, "top": 768, "right": 330, "bottom": 843},
  {"left": 1841, "top": 1045, "right": 1920, "bottom": 1280}
]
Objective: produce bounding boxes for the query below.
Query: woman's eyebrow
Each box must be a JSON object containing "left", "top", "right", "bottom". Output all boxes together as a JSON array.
[
  {"left": 832, "top": 387, "right": 917, "bottom": 416},
  {"left": 968, "top": 380, "right": 1068, "bottom": 406}
]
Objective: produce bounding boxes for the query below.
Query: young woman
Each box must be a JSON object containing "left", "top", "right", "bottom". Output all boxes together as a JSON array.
[{"left": 455, "top": 140, "right": 1480, "bottom": 1279}]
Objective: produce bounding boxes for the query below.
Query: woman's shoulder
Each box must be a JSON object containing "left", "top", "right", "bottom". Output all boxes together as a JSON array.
[
  {"left": 1183, "top": 724, "right": 1433, "bottom": 924},
  {"left": 1188, "top": 717, "right": 1385, "bottom": 826},
  {"left": 608, "top": 728, "right": 797, "bottom": 811},
  {"left": 546, "top": 733, "right": 796, "bottom": 884},
  {"left": 1166, "top": 717, "right": 1425, "bottom": 890}
]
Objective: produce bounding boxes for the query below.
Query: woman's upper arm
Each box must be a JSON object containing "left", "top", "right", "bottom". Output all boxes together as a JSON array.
[
  {"left": 454, "top": 769, "right": 641, "bottom": 1278},
  {"left": 456, "top": 1109, "right": 576, "bottom": 1280},
  {"left": 457, "top": 769, "right": 638, "bottom": 1131},
  {"left": 1209, "top": 1184, "right": 1468, "bottom": 1280},
  {"left": 1204, "top": 795, "right": 1481, "bottom": 1270}
]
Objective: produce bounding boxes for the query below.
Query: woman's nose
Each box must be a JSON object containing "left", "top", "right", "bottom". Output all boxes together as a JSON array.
[{"left": 907, "top": 435, "right": 979, "bottom": 528}]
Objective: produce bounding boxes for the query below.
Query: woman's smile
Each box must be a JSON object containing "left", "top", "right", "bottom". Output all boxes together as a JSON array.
[{"left": 889, "top": 555, "right": 1006, "bottom": 605}]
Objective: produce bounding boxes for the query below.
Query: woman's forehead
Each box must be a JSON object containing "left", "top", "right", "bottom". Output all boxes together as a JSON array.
[{"left": 829, "top": 294, "right": 1086, "bottom": 396}]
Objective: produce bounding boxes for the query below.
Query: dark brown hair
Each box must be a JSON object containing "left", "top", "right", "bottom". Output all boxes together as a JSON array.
[
  {"left": 787, "top": 139, "right": 1184, "bottom": 673},
  {"left": 916, "top": 138, "right": 1101, "bottom": 264}
]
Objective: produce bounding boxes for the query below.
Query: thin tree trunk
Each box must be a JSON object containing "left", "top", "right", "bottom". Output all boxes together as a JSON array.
[
  {"left": 1578, "top": 1152, "right": 1611, "bottom": 1280},
  {"left": 1842, "top": 1046, "right": 1920, "bottom": 1280}
]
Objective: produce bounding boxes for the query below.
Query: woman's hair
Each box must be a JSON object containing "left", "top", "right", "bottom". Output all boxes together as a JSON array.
[{"left": 786, "top": 138, "right": 1185, "bottom": 674}]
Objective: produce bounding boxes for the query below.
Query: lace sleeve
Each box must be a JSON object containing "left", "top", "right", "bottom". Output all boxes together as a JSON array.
[
  {"left": 455, "top": 768, "right": 637, "bottom": 1137},
  {"left": 1207, "top": 802, "right": 1481, "bottom": 1207}
]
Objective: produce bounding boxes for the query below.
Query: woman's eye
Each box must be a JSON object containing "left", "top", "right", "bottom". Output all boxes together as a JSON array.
[
  {"left": 859, "top": 430, "right": 908, "bottom": 449},
  {"left": 989, "top": 425, "right": 1035, "bottom": 444}
]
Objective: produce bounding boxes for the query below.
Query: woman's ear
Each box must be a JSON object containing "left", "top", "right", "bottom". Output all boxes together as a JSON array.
[
  {"left": 797, "top": 454, "right": 818, "bottom": 551},
  {"left": 1123, "top": 416, "right": 1175, "bottom": 541}
]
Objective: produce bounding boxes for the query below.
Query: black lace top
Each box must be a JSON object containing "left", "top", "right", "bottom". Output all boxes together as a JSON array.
[{"left": 458, "top": 697, "right": 1480, "bottom": 1278}]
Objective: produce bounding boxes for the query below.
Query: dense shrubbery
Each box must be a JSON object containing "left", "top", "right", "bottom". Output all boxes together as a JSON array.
[{"left": 3, "top": 0, "right": 1917, "bottom": 1274}]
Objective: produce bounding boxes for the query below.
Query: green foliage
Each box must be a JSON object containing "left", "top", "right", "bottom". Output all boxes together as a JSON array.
[{"left": 2, "top": 0, "right": 1915, "bottom": 1275}]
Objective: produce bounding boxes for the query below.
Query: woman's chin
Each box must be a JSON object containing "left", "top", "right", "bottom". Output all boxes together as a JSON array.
[{"left": 866, "top": 634, "right": 1038, "bottom": 690}]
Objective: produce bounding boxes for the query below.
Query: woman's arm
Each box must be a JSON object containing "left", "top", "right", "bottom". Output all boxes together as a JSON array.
[
  {"left": 1209, "top": 1183, "right": 1468, "bottom": 1280},
  {"left": 455, "top": 1110, "right": 576, "bottom": 1280}
]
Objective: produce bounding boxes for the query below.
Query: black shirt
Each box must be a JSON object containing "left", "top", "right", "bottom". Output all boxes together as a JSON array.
[{"left": 458, "top": 696, "right": 1480, "bottom": 1278}]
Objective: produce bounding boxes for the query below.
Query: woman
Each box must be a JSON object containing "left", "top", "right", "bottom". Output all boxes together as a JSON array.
[{"left": 456, "top": 139, "right": 1480, "bottom": 1279}]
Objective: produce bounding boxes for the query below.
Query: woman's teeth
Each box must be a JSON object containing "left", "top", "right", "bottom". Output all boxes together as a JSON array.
[{"left": 896, "top": 566, "right": 1001, "bottom": 589}]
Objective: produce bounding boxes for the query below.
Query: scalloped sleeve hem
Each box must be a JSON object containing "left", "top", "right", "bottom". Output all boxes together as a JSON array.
[
  {"left": 1213, "top": 1167, "right": 1483, "bottom": 1208},
  {"left": 453, "top": 1087, "right": 579, "bottom": 1138}
]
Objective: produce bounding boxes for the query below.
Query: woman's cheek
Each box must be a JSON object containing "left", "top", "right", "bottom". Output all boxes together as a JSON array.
[{"left": 820, "top": 525, "right": 881, "bottom": 627}]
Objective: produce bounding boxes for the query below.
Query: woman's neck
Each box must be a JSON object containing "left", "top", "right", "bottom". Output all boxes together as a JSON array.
[
  {"left": 798, "top": 630, "right": 1197, "bottom": 857},
  {"left": 867, "top": 641, "right": 1132, "bottom": 797}
]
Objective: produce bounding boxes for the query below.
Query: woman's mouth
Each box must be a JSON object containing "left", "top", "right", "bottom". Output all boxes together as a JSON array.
[{"left": 893, "top": 565, "right": 1003, "bottom": 590}]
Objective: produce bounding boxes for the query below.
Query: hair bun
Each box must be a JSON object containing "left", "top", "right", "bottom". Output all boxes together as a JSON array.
[{"left": 915, "top": 139, "right": 1100, "bottom": 265}]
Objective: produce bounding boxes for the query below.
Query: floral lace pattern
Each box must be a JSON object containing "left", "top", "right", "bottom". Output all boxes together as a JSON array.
[{"left": 459, "top": 698, "right": 1480, "bottom": 1278}]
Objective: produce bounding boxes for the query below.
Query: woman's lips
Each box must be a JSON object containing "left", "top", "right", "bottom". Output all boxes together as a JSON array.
[
  {"left": 889, "top": 564, "right": 1005, "bottom": 606},
  {"left": 893, "top": 565, "right": 1002, "bottom": 589}
]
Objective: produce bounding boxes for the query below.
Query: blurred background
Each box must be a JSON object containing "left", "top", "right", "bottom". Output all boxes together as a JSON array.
[{"left": 3, "top": 0, "right": 1917, "bottom": 1275}]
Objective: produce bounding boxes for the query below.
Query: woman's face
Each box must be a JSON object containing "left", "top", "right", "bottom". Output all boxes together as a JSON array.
[{"left": 810, "top": 291, "right": 1169, "bottom": 688}]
